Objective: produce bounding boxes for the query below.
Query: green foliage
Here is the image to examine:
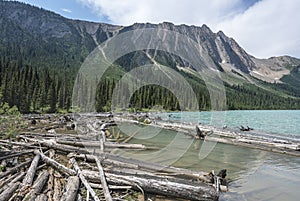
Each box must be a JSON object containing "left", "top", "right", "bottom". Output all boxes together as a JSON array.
[{"left": 0, "top": 92, "right": 25, "bottom": 139}]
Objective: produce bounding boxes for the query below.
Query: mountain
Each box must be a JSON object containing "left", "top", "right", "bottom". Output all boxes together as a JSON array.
[{"left": 0, "top": 1, "right": 299, "bottom": 113}]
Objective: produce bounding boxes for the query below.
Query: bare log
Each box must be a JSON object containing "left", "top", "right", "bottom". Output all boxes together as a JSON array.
[
  {"left": 0, "top": 150, "right": 34, "bottom": 161},
  {"left": 22, "top": 153, "right": 40, "bottom": 186},
  {"left": 83, "top": 170, "right": 219, "bottom": 201},
  {"left": 0, "top": 181, "right": 20, "bottom": 201},
  {"left": 71, "top": 153, "right": 212, "bottom": 183},
  {"left": 89, "top": 183, "right": 132, "bottom": 190},
  {"left": 35, "top": 194, "right": 48, "bottom": 201},
  {"left": 23, "top": 171, "right": 49, "bottom": 201},
  {"left": 35, "top": 150, "right": 76, "bottom": 176},
  {"left": 0, "top": 159, "right": 31, "bottom": 179},
  {"left": 53, "top": 175, "right": 63, "bottom": 201},
  {"left": 0, "top": 171, "right": 21, "bottom": 193},
  {"left": 60, "top": 176, "right": 80, "bottom": 201},
  {"left": 69, "top": 158, "right": 100, "bottom": 201},
  {"left": 94, "top": 157, "right": 112, "bottom": 201}
]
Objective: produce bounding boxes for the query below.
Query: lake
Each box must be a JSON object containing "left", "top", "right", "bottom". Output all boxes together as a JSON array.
[
  {"left": 115, "top": 110, "right": 300, "bottom": 201},
  {"left": 159, "top": 110, "right": 300, "bottom": 139}
]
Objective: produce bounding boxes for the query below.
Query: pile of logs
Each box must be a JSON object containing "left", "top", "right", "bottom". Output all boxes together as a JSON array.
[{"left": 0, "top": 114, "right": 226, "bottom": 201}]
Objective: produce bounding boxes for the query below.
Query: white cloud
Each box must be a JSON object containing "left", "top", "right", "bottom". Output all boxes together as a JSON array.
[
  {"left": 78, "top": 0, "right": 300, "bottom": 58},
  {"left": 61, "top": 8, "right": 72, "bottom": 13},
  {"left": 218, "top": 0, "right": 300, "bottom": 58}
]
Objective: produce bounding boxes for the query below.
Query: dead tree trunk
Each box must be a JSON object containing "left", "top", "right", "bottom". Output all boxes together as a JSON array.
[
  {"left": 22, "top": 153, "right": 40, "bottom": 186},
  {"left": 35, "top": 150, "right": 76, "bottom": 176},
  {"left": 60, "top": 176, "right": 80, "bottom": 201},
  {"left": 23, "top": 171, "right": 49, "bottom": 201},
  {"left": 83, "top": 170, "right": 219, "bottom": 201},
  {"left": 70, "top": 158, "right": 100, "bottom": 201},
  {"left": 0, "top": 181, "right": 20, "bottom": 201},
  {"left": 94, "top": 157, "right": 112, "bottom": 201}
]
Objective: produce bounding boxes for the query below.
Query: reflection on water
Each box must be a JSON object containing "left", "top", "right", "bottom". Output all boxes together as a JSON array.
[{"left": 115, "top": 123, "right": 300, "bottom": 201}]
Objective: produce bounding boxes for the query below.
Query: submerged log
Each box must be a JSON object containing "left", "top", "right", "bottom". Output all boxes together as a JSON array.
[{"left": 60, "top": 176, "right": 80, "bottom": 201}]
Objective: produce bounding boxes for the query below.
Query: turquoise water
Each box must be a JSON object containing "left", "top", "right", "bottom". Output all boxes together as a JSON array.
[
  {"left": 115, "top": 110, "right": 300, "bottom": 200},
  {"left": 116, "top": 122, "right": 300, "bottom": 201},
  {"left": 161, "top": 110, "right": 300, "bottom": 138}
]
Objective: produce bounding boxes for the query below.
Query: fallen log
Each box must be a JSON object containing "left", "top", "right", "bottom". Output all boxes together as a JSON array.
[
  {"left": 71, "top": 153, "right": 213, "bottom": 183},
  {"left": 35, "top": 150, "right": 76, "bottom": 176},
  {"left": 0, "top": 181, "right": 20, "bottom": 201},
  {"left": 60, "top": 176, "right": 80, "bottom": 201},
  {"left": 83, "top": 170, "right": 219, "bottom": 201},
  {"left": 23, "top": 171, "right": 49, "bottom": 201},
  {"left": 35, "top": 194, "right": 48, "bottom": 201},
  {"left": 0, "top": 150, "right": 34, "bottom": 161},
  {"left": 94, "top": 157, "right": 112, "bottom": 201},
  {"left": 56, "top": 140, "right": 151, "bottom": 150},
  {"left": 22, "top": 153, "right": 40, "bottom": 186},
  {"left": 0, "top": 159, "right": 31, "bottom": 179},
  {"left": 89, "top": 183, "right": 132, "bottom": 190},
  {"left": 53, "top": 175, "right": 63, "bottom": 200},
  {"left": 70, "top": 158, "right": 100, "bottom": 201}
]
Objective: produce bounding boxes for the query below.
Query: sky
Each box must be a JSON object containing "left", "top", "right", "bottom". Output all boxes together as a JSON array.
[{"left": 17, "top": 0, "right": 300, "bottom": 59}]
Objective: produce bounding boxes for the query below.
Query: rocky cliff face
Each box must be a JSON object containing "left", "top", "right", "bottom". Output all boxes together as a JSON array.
[{"left": 1, "top": 1, "right": 300, "bottom": 83}]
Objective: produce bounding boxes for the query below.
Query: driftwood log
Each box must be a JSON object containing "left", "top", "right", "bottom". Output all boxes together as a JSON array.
[
  {"left": 60, "top": 176, "right": 80, "bottom": 201},
  {"left": 83, "top": 170, "right": 219, "bottom": 201},
  {"left": 70, "top": 158, "right": 100, "bottom": 201},
  {"left": 23, "top": 170, "right": 49, "bottom": 201}
]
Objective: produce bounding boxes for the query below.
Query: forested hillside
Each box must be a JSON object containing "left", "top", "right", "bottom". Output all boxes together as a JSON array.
[{"left": 0, "top": 1, "right": 300, "bottom": 113}]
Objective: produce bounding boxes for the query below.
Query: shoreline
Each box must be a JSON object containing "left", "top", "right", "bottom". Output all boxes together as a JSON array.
[{"left": 113, "top": 113, "right": 300, "bottom": 157}]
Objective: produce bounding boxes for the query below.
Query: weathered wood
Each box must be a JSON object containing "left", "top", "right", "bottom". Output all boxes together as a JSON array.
[
  {"left": 53, "top": 175, "right": 63, "bottom": 201},
  {"left": 35, "top": 150, "right": 76, "bottom": 176},
  {"left": 60, "top": 176, "right": 80, "bottom": 201},
  {"left": 83, "top": 170, "right": 219, "bottom": 201},
  {"left": 0, "top": 182, "right": 20, "bottom": 201},
  {"left": 0, "top": 159, "right": 31, "bottom": 179},
  {"left": 89, "top": 183, "right": 132, "bottom": 190},
  {"left": 22, "top": 153, "right": 40, "bottom": 186},
  {"left": 23, "top": 171, "right": 49, "bottom": 201},
  {"left": 0, "top": 150, "right": 34, "bottom": 161},
  {"left": 69, "top": 158, "right": 100, "bottom": 201},
  {"left": 94, "top": 157, "right": 112, "bottom": 201},
  {"left": 71, "top": 153, "right": 213, "bottom": 183},
  {"left": 0, "top": 181, "right": 20, "bottom": 201},
  {"left": 56, "top": 140, "right": 150, "bottom": 149},
  {"left": 0, "top": 171, "right": 22, "bottom": 193},
  {"left": 35, "top": 194, "right": 48, "bottom": 201}
]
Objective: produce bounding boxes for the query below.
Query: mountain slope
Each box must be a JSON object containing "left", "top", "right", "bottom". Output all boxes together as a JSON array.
[{"left": 0, "top": 1, "right": 299, "bottom": 112}]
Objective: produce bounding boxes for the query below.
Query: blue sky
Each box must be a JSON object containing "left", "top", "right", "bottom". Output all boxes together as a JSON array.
[
  {"left": 16, "top": 0, "right": 300, "bottom": 58},
  {"left": 18, "top": 0, "right": 110, "bottom": 22}
]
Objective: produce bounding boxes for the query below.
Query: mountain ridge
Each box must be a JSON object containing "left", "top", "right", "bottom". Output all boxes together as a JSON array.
[{"left": 0, "top": 1, "right": 300, "bottom": 112}]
